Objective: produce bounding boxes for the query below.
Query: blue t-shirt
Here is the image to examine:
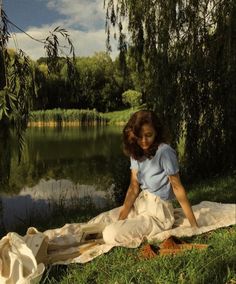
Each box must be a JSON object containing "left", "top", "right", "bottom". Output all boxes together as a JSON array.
[{"left": 130, "top": 143, "right": 179, "bottom": 200}]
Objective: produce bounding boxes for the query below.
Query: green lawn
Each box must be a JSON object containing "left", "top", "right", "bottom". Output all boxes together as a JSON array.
[
  {"left": 101, "top": 105, "right": 146, "bottom": 125},
  {"left": 40, "top": 173, "right": 236, "bottom": 284}
]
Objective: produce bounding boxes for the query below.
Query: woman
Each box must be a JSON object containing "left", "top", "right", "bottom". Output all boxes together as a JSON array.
[{"left": 89, "top": 110, "right": 198, "bottom": 245}]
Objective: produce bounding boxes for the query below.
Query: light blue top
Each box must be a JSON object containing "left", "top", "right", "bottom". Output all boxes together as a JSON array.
[{"left": 130, "top": 143, "right": 179, "bottom": 200}]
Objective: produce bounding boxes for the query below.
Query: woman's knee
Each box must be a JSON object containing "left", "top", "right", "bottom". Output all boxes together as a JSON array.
[{"left": 102, "top": 223, "right": 121, "bottom": 244}]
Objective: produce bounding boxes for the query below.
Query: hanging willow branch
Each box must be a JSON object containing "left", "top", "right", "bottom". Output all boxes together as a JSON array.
[
  {"left": 0, "top": 8, "right": 77, "bottom": 163},
  {"left": 44, "top": 26, "right": 75, "bottom": 73},
  {"left": 104, "top": 0, "right": 236, "bottom": 178}
]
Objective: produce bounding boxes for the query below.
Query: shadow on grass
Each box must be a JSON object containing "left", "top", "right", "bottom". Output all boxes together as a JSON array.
[
  {"left": 40, "top": 265, "right": 71, "bottom": 284},
  {"left": 187, "top": 174, "right": 236, "bottom": 205}
]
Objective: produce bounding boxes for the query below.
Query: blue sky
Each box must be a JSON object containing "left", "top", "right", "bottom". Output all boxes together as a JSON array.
[{"left": 4, "top": 0, "right": 118, "bottom": 59}]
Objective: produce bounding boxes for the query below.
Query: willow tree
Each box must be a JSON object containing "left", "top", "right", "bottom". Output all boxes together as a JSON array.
[
  {"left": 0, "top": 8, "right": 76, "bottom": 188},
  {"left": 105, "top": 0, "right": 236, "bottom": 179}
]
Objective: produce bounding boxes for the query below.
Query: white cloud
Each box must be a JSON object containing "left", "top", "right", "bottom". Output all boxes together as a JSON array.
[
  {"left": 7, "top": 1, "right": 119, "bottom": 60},
  {"left": 8, "top": 25, "right": 118, "bottom": 60},
  {"left": 46, "top": 0, "right": 105, "bottom": 31},
  {"left": 8, "top": 29, "right": 49, "bottom": 59}
]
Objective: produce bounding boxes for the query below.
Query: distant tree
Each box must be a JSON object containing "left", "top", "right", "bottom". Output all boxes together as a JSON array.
[
  {"left": 76, "top": 52, "right": 123, "bottom": 112},
  {"left": 122, "top": 89, "right": 142, "bottom": 108}
]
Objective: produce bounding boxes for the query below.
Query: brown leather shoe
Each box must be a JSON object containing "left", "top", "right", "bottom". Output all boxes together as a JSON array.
[
  {"left": 159, "top": 236, "right": 208, "bottom": 255},
  {"left": 139, "top": 236, "right": 208, "bottom": 259}
]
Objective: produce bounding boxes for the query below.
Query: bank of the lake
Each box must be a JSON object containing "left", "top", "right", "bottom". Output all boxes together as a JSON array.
[
  {"left": 0, "top": 124, "right": 127, "bottom": 237},
  {"left": 40, "top": 173, "right": 236, "bottom": 284},
  {"left": 5, "top": 108, "right": 236, "bottom": 283}
]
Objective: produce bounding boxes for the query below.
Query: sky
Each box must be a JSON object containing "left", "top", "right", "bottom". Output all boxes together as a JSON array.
[{"left": 3, "top": 0, "right": 119, "bottom": 60}]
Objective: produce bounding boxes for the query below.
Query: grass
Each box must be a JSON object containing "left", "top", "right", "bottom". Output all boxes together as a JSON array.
[
  {"left": 39, "top": 173, "right": 236, "bottom": 284},
  {"left": 101, "top": 106, "right": 145, "bottom": 125},
  {"left": 187, "top": 173, "right": 236, "bottom": 205},
  {"left": 41, "top": 228, "right": 236, "bottom": 284}
]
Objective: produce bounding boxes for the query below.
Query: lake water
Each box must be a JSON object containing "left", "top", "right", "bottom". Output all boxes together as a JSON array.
[{"left": 1, "top": 125, "right": 126, "bottom": 232}]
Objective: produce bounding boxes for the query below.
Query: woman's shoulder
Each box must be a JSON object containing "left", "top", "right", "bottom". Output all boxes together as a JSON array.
[
  {"left": 156, "top": 143, "right": 176, "bottom": 156},
  {"left": 158, "top": 143, "right": 174, "bottom": 151}
]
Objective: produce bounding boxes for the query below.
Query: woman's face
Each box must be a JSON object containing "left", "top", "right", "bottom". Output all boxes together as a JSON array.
[{"left": 137, "top": 123, "right": 156, "bottom": 151}]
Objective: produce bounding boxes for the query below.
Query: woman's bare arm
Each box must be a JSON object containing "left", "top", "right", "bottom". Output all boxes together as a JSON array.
[
  {"left": 169, "top": 173, "right": 199, "bottom": 228},
  {"left": 118, "top": 169, "right": 140, "bottom": 220}
]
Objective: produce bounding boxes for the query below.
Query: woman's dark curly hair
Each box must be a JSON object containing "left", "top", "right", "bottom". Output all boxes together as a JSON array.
[{"left": 123, "top": 110, "right": 168, "bottom": 160}]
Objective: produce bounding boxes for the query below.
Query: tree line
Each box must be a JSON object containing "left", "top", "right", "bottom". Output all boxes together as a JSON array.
[
  {"left": 3, "top": 49, "right": 144, "bottom": 114},
  {"left": 33, "top": 51, "right": 142, "bottom": 112}
]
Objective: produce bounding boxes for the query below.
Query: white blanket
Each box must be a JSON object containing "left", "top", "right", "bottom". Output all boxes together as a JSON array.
[{"left": 0, "top": 201, "right": 235, "bottom": 283}]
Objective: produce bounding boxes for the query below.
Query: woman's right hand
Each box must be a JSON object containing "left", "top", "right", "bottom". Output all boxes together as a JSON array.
[
  {"left": 118, "top": 169, "right": 140, "bottom": 220},
  {"left": 118, "top": 206, "right": 130, "bottom": 220}
]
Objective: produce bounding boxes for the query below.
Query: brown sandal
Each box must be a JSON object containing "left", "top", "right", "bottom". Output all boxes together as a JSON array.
[
  {"left": 139, "top": 236, "right": 209, "bottom": 259},
  {"left": 159, "top": 236, "right": 208, "bottom": 255}
]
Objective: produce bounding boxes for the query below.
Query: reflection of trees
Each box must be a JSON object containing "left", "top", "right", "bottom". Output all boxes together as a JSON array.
[
  {"left": 7, "top": 127, "right": 123, "bottom": 194},
  {"left": 110, "top": 155, "right": 130, "bottom": 205},
  {"left": 9, "top": 156, "right": 115, "bottom": 195}
]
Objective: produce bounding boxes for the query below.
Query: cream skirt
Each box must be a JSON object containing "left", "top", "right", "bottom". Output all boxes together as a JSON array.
[{"left": 88, "top": 190, "right": 175, "bottom": 246}]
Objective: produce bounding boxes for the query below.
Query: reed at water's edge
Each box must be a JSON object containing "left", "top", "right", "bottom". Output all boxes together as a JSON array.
[
  {"left": 28, "top": 108, "right": 109, "bottom": 127},
  {"left": 28, "top": 106, "right": 144, "bottom": 127}
]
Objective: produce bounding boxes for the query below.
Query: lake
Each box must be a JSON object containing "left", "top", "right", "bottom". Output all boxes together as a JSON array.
[{"left": 1, "top": 125, "right": 128, "bottom": 232}]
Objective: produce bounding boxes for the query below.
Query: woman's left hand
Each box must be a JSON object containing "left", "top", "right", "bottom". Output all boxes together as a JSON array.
[{"left": 169, "top": 173, "right": 199, "bottom": 228}]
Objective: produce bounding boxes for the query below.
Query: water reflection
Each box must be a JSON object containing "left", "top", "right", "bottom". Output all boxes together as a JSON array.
[
  {"left": 0, "top": 125, "right": 123, "bottom": 232},
  {"left": 1, "top": 178, "right": 115, "bottom": 232}
]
